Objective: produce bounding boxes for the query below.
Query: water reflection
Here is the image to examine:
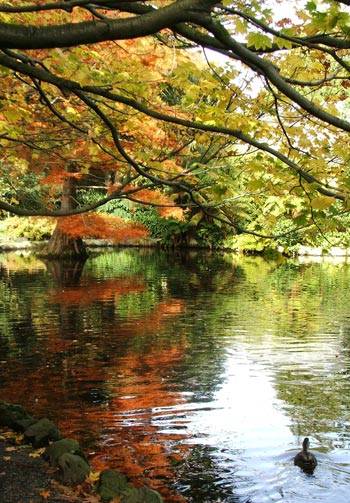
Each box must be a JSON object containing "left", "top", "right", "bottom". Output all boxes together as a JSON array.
[{"left": 1, "top": 250, "right": 350, "bottom": 502}]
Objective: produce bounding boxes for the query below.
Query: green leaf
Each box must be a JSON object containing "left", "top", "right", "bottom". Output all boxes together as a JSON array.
[
  {"left": 235, "top": 19, "right": 247, "bottom": 35},
  {"left": 306, "top": 1, "right": 317, "bottom": 12},
  {"left": 273, "top": 36, "right": 293, "bottom": 49},
  {"left": 311, "top": 196, "right": 336, "bottom": 210},
  {"left": 247, "top": 32, "right": 273, "bottom": 50}
]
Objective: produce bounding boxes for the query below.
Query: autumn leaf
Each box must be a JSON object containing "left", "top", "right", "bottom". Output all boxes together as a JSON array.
[
  {"left": 39, "top": 490, "right": 51, "bottom": 500},
  {"left": 29, "top": 447, "right": 46, "bottom": 458},
  {"left": 311, "top": 196, "right": 336, "bottom": 210},
  {"left": 0, "top": 431, "right": 23, "bottom": 443},
  {"left": 87, "top": 471, "right": 101, "bottom": 484}
]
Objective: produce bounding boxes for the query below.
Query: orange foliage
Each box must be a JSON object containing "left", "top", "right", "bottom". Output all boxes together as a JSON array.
[
  {"left": 159, "top": 206, "right": 184, "bottom": 219},
  {"left": 108, "top": 185, "right": 185, "bottom": 221},
  {"left": 41, "top": 168, "right": 84, "bottom": 185},
  {"left": 57, "top": 214, "right": 148, "bottom": 241}
]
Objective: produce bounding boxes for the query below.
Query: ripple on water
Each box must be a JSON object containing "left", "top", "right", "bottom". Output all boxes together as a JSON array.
[{"left": 2, "top": 251, "right": 350, "bottom": 502}]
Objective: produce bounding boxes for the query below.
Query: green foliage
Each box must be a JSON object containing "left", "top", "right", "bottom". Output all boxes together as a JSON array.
[
  {"left": 0, "top": 216, "right": 55, "bottom": 241},
  {"left": 128, "top": 206, "right": 191, "bottom": 247},
  {"left": 0, "top": 166, "right": 49, "bottom": 212},
  {"left": 224, "top": 233, "right": 272, "bottom": 253}
]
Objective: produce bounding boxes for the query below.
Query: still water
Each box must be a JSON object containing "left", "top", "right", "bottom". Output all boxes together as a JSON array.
[{"left": 1, "top": 249, "right": 350, "bottom": 502}]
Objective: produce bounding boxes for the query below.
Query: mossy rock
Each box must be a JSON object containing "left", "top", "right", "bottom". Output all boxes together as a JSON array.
[
  {"left": 58, "top": 453, "right": 90, "bottom": 485},
  {"left": 45, "top": 438, "right": 87, "bottom": 466},
  {"left": 0, "top": 401, "right": 36, "bottom": 432},
  {"left": 96, "top": 470, "right": 163, "bottom": 503},
  {"left": 24, "top": 418, "right": 60, "bottom": 448},
  {"left": 122, "top": 487, "right": 163, "bottom": 503},
  {"left": 97, "top": 470, "right": 129, "bottom": 502}
]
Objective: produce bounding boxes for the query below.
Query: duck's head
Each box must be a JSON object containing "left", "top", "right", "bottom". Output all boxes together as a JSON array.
[{"left": 302, "top": 437, "right": 310, "bottom": 451}]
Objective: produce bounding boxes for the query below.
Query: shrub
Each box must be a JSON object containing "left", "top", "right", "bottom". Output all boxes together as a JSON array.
[{"left": 0, "top": 216, "right": 55, "bottom": 241}]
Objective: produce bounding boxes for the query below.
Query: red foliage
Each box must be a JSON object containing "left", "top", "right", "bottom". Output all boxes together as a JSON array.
[
  {"left": 107, "top": 185, "right": 185, "bottom": 220},
  {"left": 57, "top": 213, "right": 148, "bottom": 241},
  {"left": 41, "top": 168, "right": 84, "bottom": 185}
]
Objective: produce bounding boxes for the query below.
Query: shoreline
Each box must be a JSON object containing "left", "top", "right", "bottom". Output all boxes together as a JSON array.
[
  {"left": 1, "top": 238, "right": 350, "bottom": 260},
  {"left": 0, "top": 401, "right": 164, "bottom": 503}
]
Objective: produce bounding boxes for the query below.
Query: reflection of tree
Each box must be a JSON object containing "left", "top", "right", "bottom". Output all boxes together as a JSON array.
[
  {"left": 0, "top": 250, "right": 192, "bottom": 501},
  {"left": 1, "top": 298, "right": 189, "bottom": 501},
  {"left": 276, "top": 369, "right": 347, "bottom": 446},
  {"left": 49, "top": 277, "right": 145, "bottom": 305},
  {"left": 176, "top": 446, "right": 239, "bottom": 503},
  {"left": 45, "top": 258, "right": 87, "bottom": 287},
  {"left": 0, "top": 254, "right": 48, "bottom": 357},
  {"left": 0, "top": 249, "right": 250, "bottom": 501},
  {"left": 3, "top": 250, "right": 350, "bottom": 500},
  {"left": 229, "top": 258, "right": 350, "bottom": 451}
]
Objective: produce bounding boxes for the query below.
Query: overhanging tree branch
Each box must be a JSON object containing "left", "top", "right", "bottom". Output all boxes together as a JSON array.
[
  {"left": 0, "top": 0, "right": 216, "bottom": 49},
  {"left": 0, "top": 50, "right": 345, "bottom": 202},
  {"left": 198, "top": 17, "right": 350, "bottom": 133}
]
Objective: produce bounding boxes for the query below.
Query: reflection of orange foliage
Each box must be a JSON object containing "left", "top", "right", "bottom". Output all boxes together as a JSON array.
[
  {"left": 131, "top": 300, "right": 185, "bottom": 335},
  {"left": 57, "top": 214, "right": 148, "bottom": 241},
  {"left": 1, "top": 294, "right": 188, "bottom": 502},
  {"left": 85, "top": 344, "right": 189, "bottom": 502},
  {"left": 49, "top": 277, "right": 145, "bottom": 305}
]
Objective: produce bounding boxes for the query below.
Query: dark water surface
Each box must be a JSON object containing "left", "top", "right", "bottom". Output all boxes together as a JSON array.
[{"left": 1, "top": 249, "right": 350, "bottom": 502}]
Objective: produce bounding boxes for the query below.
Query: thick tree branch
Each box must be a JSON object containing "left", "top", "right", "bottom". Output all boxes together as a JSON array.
[
  {"left": 0, "top": 0, "right": 216, "bottom": 49},
  {"left": 0, "top": 191, "right": 122, "bottom": 216}
]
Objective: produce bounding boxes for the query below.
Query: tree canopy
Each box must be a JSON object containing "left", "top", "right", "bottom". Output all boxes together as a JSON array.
[{"left": 1, "top": 0, "right": 350, "bottom": 240}]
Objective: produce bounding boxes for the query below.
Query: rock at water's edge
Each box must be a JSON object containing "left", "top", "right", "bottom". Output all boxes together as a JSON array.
[
  {"left": 45, "top": 438, "right": 86, "bottom": 466},
  {"left": 58, "top": 452, "right": 90, "bottom": 485},
  {"left": 0, "top": 401, "right": 36, "bottom": 432},
  {"left": 96, "top": 469, "right": 163, "bottom": 503},
  {"left": 24, "top": 418, "right": 60, "bottom": 448},
  {"left": 97, "top": 469, "right": 129, "bottom": 502}
]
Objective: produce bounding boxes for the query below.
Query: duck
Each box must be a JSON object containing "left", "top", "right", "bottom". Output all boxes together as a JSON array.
[{"left": 294, "top": 437, "right": 317, "bottom": 474}]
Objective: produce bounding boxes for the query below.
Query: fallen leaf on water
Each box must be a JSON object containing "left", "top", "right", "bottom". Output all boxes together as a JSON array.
[
  {"left": 39, "top": 490, "right": 51, "bottom": 499},
  {"left": 3, "top": 456, "right": 11, "bottom": 461}
]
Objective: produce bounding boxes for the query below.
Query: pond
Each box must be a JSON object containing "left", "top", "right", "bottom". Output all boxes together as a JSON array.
[{"left": 1, "top": 249, "right": 350, "bottom": 502}]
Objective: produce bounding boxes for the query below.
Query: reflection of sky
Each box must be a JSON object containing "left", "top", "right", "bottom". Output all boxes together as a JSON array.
[
  {"left": 182, "top": 342, "right": 350, "bottom": 503},
  {"left": 189, "top": 346, "right": 291, "bottom": 452}
]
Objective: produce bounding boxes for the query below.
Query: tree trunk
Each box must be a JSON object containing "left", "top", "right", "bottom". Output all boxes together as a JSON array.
[
  {"left": 45, "top": 226, "right": 88, "bottom": 258},
  {"left": 44, "top": 166, "right": 88, "bottom": 259}
]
